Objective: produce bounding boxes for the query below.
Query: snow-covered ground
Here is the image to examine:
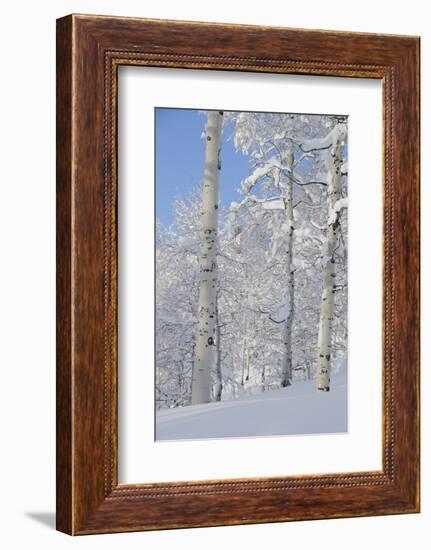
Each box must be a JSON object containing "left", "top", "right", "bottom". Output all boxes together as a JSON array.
[{"left": 156, "top": 364, "right": 347, "bottom": 441}]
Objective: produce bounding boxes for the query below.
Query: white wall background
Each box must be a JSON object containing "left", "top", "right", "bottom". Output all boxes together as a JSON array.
[{"left": 0, "top": 0, "right": 427, "bottom": 548}]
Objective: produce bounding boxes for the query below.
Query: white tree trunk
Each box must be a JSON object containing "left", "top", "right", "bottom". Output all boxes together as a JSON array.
[
  {"left": 240, "top": 329, "right": 248, "bottom": 387},
  {"left": 214, "top": 293, "right": 223, "bottom": 401},
  {"left": 191, "top": 111, "right": 223, "bottom": 405},
  {"left": 316, "top": 130, "right": 345, "bottom": 392},
  {"left": 281, "top": 151, "right": 295, "bottom": 387}
]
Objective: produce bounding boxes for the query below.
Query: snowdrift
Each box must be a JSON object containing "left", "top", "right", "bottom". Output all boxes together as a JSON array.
[{"left": 156, "top": 362, "right": 347, "bottom": 441}]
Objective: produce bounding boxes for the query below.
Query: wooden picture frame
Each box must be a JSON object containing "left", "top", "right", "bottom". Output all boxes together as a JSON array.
[{"left": 56, "top": 14, "right": 420, "bottom": 535}]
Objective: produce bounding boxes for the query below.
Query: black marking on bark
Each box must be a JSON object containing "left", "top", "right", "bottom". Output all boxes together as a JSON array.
[{"left": 208, "top": 337, "right": 214, "bottom": 346}]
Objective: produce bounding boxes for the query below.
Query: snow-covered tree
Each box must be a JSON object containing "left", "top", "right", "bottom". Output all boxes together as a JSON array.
[
  {"left": 227, "top": 112, "right": 337, "bottom": 389},
  {"left": 301, "top": 121, "right": 348, "bottom": 391},
  {"left": 155, "top": 110, "right": 348, "bottom": 410}
]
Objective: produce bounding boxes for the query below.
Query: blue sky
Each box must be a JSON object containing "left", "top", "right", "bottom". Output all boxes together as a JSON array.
[{"left": 155, "top": 108, "right": 251, "bottom": 227}]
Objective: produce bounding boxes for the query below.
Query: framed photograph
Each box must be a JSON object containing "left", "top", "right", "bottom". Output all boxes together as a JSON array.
[{"left": 56, "top": 14, "right": 420, "bottom": 535}]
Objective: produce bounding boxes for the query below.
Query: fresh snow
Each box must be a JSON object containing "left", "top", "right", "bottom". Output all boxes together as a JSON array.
[
  {"left": 328, "top": 197, "right": 348, "bottom": 226},
  {"left": 301, "top": 123, "right": 347, "bottom": 152},
  {"left": 156, "top": 362, "right": 347, "bottom": 441},
  {"left": 240, "top": 158, "right": 281, "bottom": 194},
  {"left": 261, "top": 198, "right": 285, "bottom": 211}
]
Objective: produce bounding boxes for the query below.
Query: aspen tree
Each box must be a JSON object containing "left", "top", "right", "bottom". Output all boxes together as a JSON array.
[
  {"left": 316, "top": 125, "right": 346, "bottom": 391},
  {"left": 191, "top": 111, "right": 223, "bottom": 405},
  {"left": 281, "top": 148, "right": 295, "bottom": 387}
]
